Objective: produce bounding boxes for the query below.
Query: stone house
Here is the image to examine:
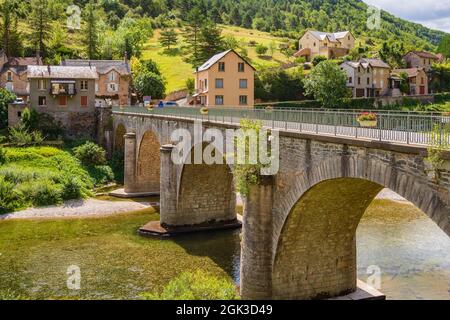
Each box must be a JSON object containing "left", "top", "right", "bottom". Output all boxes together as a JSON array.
[
  {"left": 340, "top": 61, "right": 374, "bottom": 98},
  {"left": 295, "top": 30, "right": 355, "bottom": 62},
  {"left": 391, "top": 68, "right": 429, "bottom": 95},
  {"left": 340, "top": 58, "right": 391, "bottom": 98},
  {"left": 360, "top": 58, "right": 391, "bottom": 96},
  {"left": 8, "top": 65, "right": 98, "bottom": 138},
  {"left": 193, "top": 49, "right": 255, "bottom": 107},
  {"left": 61, "top": 58, "right": 131, "bottom": 106},
  {"left": 403, "top": 51, "right": 439, "bottom": 72},
  {"left": 0, "top": 51, "right": 43, "bottom": 102}
]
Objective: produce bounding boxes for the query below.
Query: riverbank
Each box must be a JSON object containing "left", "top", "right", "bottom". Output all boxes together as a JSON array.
[{"left": 0, "top": 198, "right": 154, "bottom": 220}]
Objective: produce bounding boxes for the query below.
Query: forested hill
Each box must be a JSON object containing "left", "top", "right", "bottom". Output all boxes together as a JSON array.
[{"left": 93, "top": 0, "right": 446, "bottom": 48}]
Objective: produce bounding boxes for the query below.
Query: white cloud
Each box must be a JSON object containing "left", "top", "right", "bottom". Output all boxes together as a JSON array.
[{"left": 363, "top": 0, "right": 450, "bottom": 32}]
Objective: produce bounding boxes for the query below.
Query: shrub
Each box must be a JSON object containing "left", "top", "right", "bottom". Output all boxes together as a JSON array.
[
  {"left": 255, "top": 43, "right": 268, "bottom": 56},
  {"left": 141, "top": 271, "right": 239, "bottom": 300},
  {"left": 0, "top": 176, "right": 25, "bottom": 214},
  {"left": 28, "top": 180, "right": 63, "bottom": 206},
  {"left": 61, "top": 177, "right": 88, "bottom": 200},
  {"left": 73, "top": 142, "right": 107, "bottom": 166},
  {"left": 110, "top": 151, "right": 124, "bottom": 184},
  {"left": 9, "top": 123, "right": 44, "bottom": 147},
  {"left": 87, "top": 165, "right": 115, "bottom": 186},
  {"left": 312, "top": 55, "right": 327, "bottom": 66}
]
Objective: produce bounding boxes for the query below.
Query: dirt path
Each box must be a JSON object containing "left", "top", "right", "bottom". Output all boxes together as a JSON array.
[{"left": 0, "top": 198, "right": 154, "bottom": 220}]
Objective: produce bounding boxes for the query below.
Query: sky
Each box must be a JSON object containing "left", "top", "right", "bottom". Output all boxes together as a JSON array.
[{"left": 363, "top": 0, "right": 450, "bottom": 33}]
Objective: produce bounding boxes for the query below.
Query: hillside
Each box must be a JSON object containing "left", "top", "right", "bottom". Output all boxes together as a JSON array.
[
  {"left": 91, "top": 0, "right": 446, "bottom": 47},
  {"left": 142, "top": 26, "right": 292, "bottom": 92}
]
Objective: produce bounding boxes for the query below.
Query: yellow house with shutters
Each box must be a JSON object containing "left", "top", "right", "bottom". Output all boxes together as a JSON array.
[{"left": 193, "top": 49, "right": 255, "bottom": 107}]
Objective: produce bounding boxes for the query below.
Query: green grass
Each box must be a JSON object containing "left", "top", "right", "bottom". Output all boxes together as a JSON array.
[
  {"left": 0, "top": 209, "right": 237, "bottom": 300},
  {"left": 0, "top": 146, "right": 113, "bottom": 213},
  {"left": 142, "top": 26, "right": 293, "bottom": 93}
]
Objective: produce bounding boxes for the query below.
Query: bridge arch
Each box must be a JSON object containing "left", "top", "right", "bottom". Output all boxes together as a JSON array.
[
  {"left": 271, "top": 155, "right": 450, "bottom": 299},
  {"left": 176, "top": 143, "right": 236, "bottom": 226},
  {"left": 114, "top": 123, "right": 126, "bottom": 153},
  {"left": 135, "top": 130, "right": 161, "bottom": 193}
]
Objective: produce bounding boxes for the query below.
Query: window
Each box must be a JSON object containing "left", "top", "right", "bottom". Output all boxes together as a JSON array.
[
  {"left": 59, "top": 96, "right": 67, "bottom": 106},
  {"left": 421, "top": 77, "right": 424, "bottom": 85},
  {"left": 7, "top": 71, "right": 12, "bottom": 82},
  {"left": 108, "top": 83, "right": 118, "bottom": 92},
  {"left": 367, "top": 77, "right": 370, "bottom": 85},
  {"left": 5, "top": 82, "right": 13, "bottom": 91},
  {"left": 38, "top": 79, "right": 46, "bottom": 90},
  {"left": 204, "top": 79, "right": 208, "bottom": 90},
  {"left": 109, "top": 72, "right": 116, "bottom": 82},
  {"left": 358, "top": 67, "right": 361, "bottom": 73},
  {"left": 38, "top": 96, "right": 46, "bottom": 106},
  {"left": 238, "top": 62, "right": 245, "bottom": 72},
  {"left": 218, "top": 62, "right": 225, "bottom": 72},
  {"left": 51, "top": 83, "right": 74, "bottom": 95},
  {"left": 423, "top": 59, "right": 426, "bottom": 65},
  {"left": 348, "top": 77, "right": 352, "bottom": 84},
  {"left": 81, "top": 96, "right": 88, "bottom": 107},
  {"left": 215, "top": 78, "right": 224, "bottom": 88},
  {"left": 358, "top": 77, "right": 361, "bottom": 85},
  {"left": 215, "top": 95, "right": 224, "bottom": 105},
  {"left": 80, "top": 80, "right": 88, "bottom": 91},
  {"left": 95, "top": 82, "right": 99, "bottom": 92},
  {"left": 239, "top": 79, "right": 248, "bottom": 89},
  {"left": 313, "top": 42, "right": 316, "bottom": 47},
  {"left": 239, "top": 95, "right": 248, "bottom": 105},
  {"left": 348, "top": 35, "right": 350, "bottom": 40}
]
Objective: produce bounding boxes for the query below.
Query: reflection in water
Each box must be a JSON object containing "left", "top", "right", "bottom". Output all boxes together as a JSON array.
[
  {"left": 175, "top": 198, "right": 450, "bottom": 300},
  {"left": 357, "top": 199, "right": 450, "bottom": 300}
]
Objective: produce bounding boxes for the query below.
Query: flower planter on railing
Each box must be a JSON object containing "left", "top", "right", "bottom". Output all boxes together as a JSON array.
[
  {"left": 357, "top": 112, "right": 377, "bottom": 127},
  {"left": 200, "top": 107, "right": 209, "bottom": 115}
]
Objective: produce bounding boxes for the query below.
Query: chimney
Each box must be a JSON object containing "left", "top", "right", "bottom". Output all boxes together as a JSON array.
[{"left": 36, "top": 51, "right": 42, "bottom": 65}]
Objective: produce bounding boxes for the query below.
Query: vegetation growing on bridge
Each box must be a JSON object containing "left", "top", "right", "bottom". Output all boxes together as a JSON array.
[{"left": 426, "top": 124, "right": 450, "bottom": 182}]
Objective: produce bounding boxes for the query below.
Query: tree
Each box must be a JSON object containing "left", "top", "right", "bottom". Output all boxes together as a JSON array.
[
  {"left": 28, "top": 0, "right": 51, "bottom": 58},
  {"left": 255, "top": 43, "right": 268, "bottom": 56},
  {"left": 159, "top": 27, "right": 178, "bottom": 51},
  {"left": 437, "top": 34, "right": 450, "bottom": 59},
  {"left": 0, "top": 0, "right": 21, "bottom": 57},
  {"left": 183, "top": 8, "right": 203, "bottom": 67},
  {"left": 312, "top": 55, "right": 327, "bottom": 66},
  {"left": 82, "top": 1, "right": 100, "bottom": 59},
  {"left": 399, "top": 72, "right": 411, "bottom": 95},
  {"left": 197, "top": 20, "right": 224, "bottom": 64},
  {"left": 0, "top": 88, "right": 16, "bottom": 129},
  {"left": 242, "top": 13, "right": 252, "bottom": 29},
  {"left": 186, "top": 78, "right": 195, "bottom": 94},
  {"left": 268, "top": 41, "right": 276, "bottom": 57},
  {"left": 230, "top": 6, "right": 241, "bottom": 26},
  {"left": 134, "top": 70, "right": 166, "bottom": 99},
  {"left": 303, "top": 60, "right": 350, "bottom": 108}
]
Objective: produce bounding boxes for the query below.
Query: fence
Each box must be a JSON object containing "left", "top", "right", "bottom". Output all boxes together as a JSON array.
[{"left": 113, "top": 106, "right": 450, "bottom": 146}]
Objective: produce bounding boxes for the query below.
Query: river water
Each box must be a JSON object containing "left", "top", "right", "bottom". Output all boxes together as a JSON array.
[{"left": 175, "top": 195, "right": 450, "bottom": 300}]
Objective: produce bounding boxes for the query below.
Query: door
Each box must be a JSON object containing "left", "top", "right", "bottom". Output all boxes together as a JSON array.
[
  {"left": 355, "top": 89, "right": 365, "bottom": 97},
  {"left": 419, "top": 86, "right": 425, "bottom": 95}
]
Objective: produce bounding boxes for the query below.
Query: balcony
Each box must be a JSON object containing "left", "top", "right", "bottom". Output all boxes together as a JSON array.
[{"left": 50, "top": 81, "right": 77, "bottom": 96}]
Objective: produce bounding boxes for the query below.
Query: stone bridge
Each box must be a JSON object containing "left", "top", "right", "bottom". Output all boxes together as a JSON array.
[{"left": 113, "top": 109, "right": 450, "bottom": 300}]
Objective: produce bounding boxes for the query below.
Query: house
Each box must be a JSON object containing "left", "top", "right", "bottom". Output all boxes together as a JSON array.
[
  {"left": 340, "top": 58, "right": 391, "bottom": 98},
  {"left": 391, "top": 68, "right": 429, "bottom": 95},
  {"left": 8, "top": 65, "right": 98, "bottom": 138},
  {"left": 0, "top": 51, "right": 43, "bottom": 102},
  {"left": 360, "top": 58, "right": 391, "bottom": 96},
  {"left": 340, "top": 61, "right": 373, "bottom": 98},
  {"left": 403, "top": 51, "right": 440, "bottom": 72},
  {"left": 61, "top": 58, "right": 131, "bottom": 106},
  {"left": 295, "top": 30, "right": 355, "bottom": 62},
  {"left": 193, "top": 49, "right": 255, "bottom": 107}
]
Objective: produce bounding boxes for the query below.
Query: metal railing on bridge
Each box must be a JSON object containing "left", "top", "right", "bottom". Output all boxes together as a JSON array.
[{"left": 113, "top": 106, "right": 450, "bottom": 146}]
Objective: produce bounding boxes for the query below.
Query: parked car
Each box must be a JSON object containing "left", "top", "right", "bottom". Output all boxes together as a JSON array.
[
  {"left": 164, "top": 101, "right": 179, "bottom": 107},
  {"left": 14, "top": 98, "right": 25, "bottom": 104}
]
